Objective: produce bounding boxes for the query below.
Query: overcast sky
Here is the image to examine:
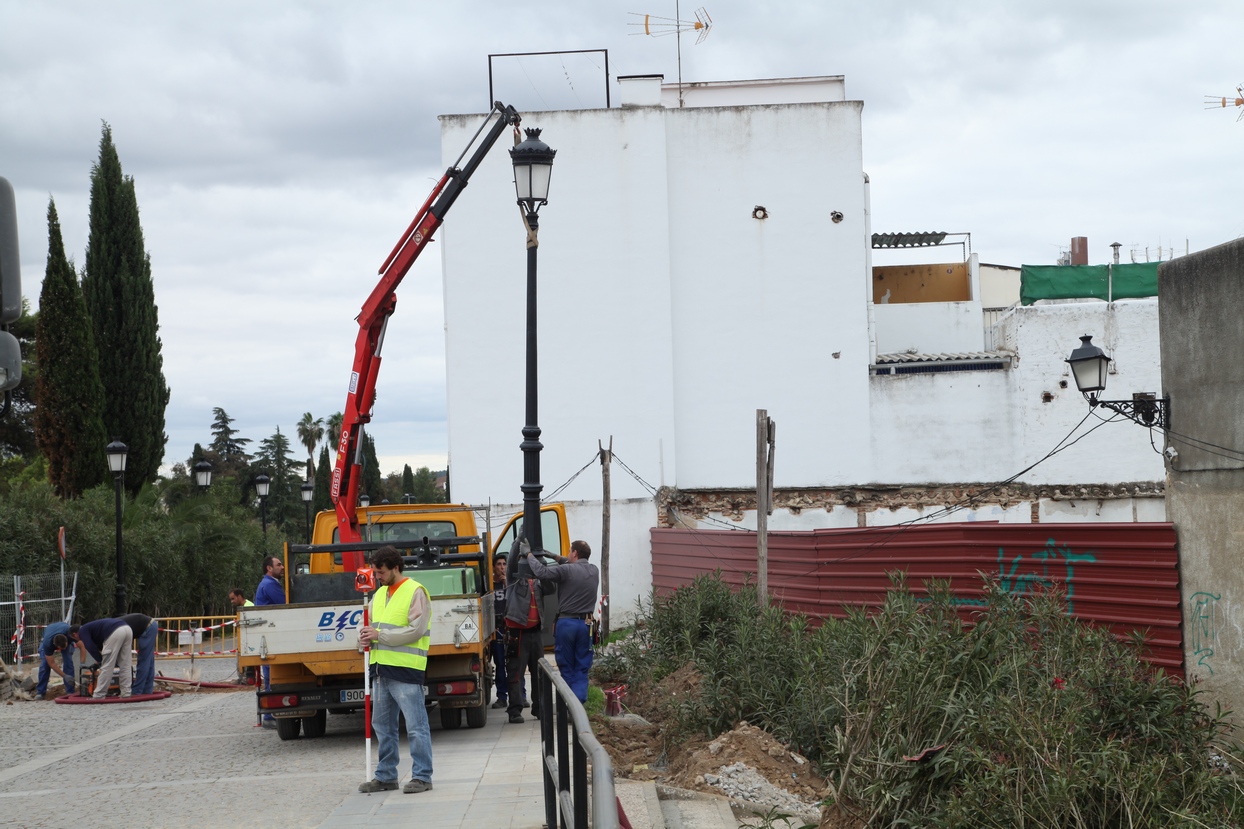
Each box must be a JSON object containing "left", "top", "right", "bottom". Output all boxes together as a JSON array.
[{"left": 2, "top": 1, "right": 1241, "bottom": 481}]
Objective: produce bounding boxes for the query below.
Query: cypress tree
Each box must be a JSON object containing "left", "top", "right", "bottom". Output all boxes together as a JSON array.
[
  {"left": 34, "top": 199, "right": 108, "bottom": 497},
  {"left": 314, "top": 444, "right": 332, "bottom": 514},
  {"left": 401, "top": 464, "right": 415, "bottom": 501},
  {"left": 81, "top": 122, "right": 169, "bottom": 495},
  {"left": 362, "top": 433, "right": 383, "bottom": 503}
]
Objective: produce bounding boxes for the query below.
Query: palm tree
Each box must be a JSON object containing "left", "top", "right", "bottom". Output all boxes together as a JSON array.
[
  {"left": 326, "top": 412, "right": 344, "bottom": 450},
  {"left": 296, "top": 412, "right": 324, "bottom": 480}
]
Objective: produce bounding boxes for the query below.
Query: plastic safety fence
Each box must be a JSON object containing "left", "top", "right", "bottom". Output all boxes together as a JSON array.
[
  {"left": 154, "top": 615, "right": 238, "bottom": 658},
  {"left": 1020, "top": 263, "right": 1159, "bottom": 305},
  {"left": 0, "top": 572, "right": 78, "bottom": 665}
]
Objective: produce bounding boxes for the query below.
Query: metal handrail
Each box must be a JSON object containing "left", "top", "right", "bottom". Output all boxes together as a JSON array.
[{"left": 536, "top": 657, "right": 618, "bottom": 829}]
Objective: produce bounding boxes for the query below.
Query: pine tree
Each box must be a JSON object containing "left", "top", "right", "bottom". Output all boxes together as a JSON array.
[
  {"left": 81, "top": 122, "right": 169, "bottom": 495},
  {"left": 255, "top": 426, "right": 301, "bottom": 531},
  {"left": 208, "top": 407, "right": 250, "bottom": 477},
  {"left": 34, "top": 199, "right": 108, "bottom": 498}
]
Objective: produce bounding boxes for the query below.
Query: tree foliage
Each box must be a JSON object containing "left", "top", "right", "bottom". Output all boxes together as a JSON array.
[
  {"left": 33, "top": 199, "right": 108, "bottom": 498},
  {"left": 254, "top": 426, "right": 303, "bottom": 534},
  {"left": 313, "top": 444, "right": 332, "bottom": 514},
  {"left": 208, "top": 407, "right": 251, "bottom": 477},
  {"left": 81, "top": 122, "right": 169, "bottom": 495},
  {"left": 0, "top": 298, "right": 38, "bottom": 471}
]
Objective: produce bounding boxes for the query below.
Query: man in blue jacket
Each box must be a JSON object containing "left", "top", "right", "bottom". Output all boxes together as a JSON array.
[{"left": 35, "top": 621, "right": 74, "bottom": 699}]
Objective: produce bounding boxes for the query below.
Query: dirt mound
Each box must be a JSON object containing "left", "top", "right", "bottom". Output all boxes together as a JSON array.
[{"left": 592, "top": 665, "right": 827, "bottom": 820}]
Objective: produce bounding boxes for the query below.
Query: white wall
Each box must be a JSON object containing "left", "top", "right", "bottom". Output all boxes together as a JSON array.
[
  {"left": 486, "top": 498, "right": 656, "bottom": 626},
  {"left": 660, "top": 76, "right": 846, "bottom": 108},
  {"left": 869, "top": 299, "right": 1165, "bottom": 486},
  {"left": 440, "top": 91, "right": 869, "bottom": 503},
  {"left": 873, "top": 302, "right": 985, "bottom": 354}
]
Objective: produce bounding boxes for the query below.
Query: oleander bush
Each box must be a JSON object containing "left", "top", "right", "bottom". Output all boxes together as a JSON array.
[{"left": 594, "top": 573, "right": 1244, "bottom": 828}]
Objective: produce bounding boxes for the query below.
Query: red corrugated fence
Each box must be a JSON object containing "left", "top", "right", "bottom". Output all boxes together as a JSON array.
[{"left": 651, "top": 522, "right": 1183, "bottom": 674}]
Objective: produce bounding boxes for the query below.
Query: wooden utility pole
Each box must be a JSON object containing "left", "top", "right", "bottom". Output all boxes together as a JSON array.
[
  {"left": 756, "top": 410, "right": 775, "bottom": 607},
  {"left": 599, "top": 437, "right": 612, "bottom": 641}
]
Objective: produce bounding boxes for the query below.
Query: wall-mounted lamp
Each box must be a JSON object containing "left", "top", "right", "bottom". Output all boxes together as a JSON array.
[{"left": 1065, "top": 335, "right": 1169, "bottom": 428}]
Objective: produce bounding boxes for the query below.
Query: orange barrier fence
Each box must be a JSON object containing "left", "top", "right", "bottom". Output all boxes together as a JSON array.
[{"left": 153, "top": 615, "right": 238, "bottom": 659}]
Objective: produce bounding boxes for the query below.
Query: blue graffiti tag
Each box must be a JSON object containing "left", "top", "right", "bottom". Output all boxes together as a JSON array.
[
  {"left": 1189, "top": 592, "right": 1220, "bottom": 675},
  {"left": 941, "top": 538, "right": 1097, "bottom": 613}
]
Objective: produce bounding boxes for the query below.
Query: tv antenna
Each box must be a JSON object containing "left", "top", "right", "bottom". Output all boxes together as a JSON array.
[
  {"left": 1205, "top": 84, "right": 1244, "bottom": 121},
  {"left": 630, "top": 5, "right": 713, "bottom": 108}
]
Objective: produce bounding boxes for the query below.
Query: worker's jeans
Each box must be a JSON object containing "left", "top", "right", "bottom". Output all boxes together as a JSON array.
[
  {"left": 372, "top": 676, "right": 433, "bottom": 784},
  {"left": 94, "top": 627, "right": 133, "bottom": 698},
  {"left": 554, "top": 618, "right": 593, "bottom": 703},
  {"left": 133, "top": 619, "right": 158, "bottom": 695},
  {"left": 490, "top": 636, "right": 509, "bottom": 703},
  {"left": 36, "top": 647, "right": 73, "bottom": 696}
]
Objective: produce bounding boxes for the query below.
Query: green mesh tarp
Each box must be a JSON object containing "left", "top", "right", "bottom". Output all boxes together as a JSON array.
[{"left": 1020, "top": 263, "right": 1159, "bottom": 305}]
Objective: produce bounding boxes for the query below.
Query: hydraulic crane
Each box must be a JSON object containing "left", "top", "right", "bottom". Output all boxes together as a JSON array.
[{"left": 330, "top": 101, "right": 521, "bottom": 569}]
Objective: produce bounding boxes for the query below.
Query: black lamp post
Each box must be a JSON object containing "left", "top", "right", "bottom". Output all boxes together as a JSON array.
[
  {"left": 105, "top": 440, "right": 128, "bottom": 615},
  {"left": 510, "top": 127, "right": 556, "bottom": 555},
  {"left": 300, "top": 480, "right": 314, "bottom": 544},
  {"left": 194, "top": 460, "right": 213, "bottom": 491},
  {"left": 1065, "top": 334, "right": 1169, "bottom": 428},
  {"left": 359, "top": 493, "right": 370, "bottom": 508},
  {"left": 255, "top": 473, "right": 271, "bottom": 538}
]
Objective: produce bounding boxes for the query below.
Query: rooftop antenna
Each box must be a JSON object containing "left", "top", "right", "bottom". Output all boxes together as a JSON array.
[
  {"left": 1204, "top": 84, "right": 1244, "bottom": 121},
  {"left": 630, "top": 4, "right": 712, "bottom": 107}
]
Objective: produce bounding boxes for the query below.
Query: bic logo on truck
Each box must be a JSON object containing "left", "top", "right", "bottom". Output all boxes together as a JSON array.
[{"left": 317, "top": 610, "right": 364, "bottom": 642}]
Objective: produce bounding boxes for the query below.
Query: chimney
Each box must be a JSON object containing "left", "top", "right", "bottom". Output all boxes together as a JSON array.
[
  {"left": 1071, "top": 236, "right": 1089, "bottom": 265},
  {"left": 617, "top": 74, "right": 664, "bottom": 107},
  {"left": 1110, "top": 242, "right": 1121, "bottom": 265}
]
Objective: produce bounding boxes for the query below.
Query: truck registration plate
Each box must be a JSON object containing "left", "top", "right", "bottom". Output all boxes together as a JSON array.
[{"left": 340, "top": 689, "right": 365, "bottom": 703}]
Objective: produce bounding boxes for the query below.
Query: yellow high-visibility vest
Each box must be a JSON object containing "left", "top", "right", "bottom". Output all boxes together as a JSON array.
[{"left": 369, "top": 578, "right": 430, "bottom": 672}]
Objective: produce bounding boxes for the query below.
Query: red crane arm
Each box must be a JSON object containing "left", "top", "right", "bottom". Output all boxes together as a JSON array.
[{"left": 331, "top": 102, "right": 520, "bottom": 568}]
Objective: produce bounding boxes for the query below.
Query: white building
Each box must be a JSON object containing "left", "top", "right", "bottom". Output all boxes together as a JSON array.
[{"left": 437, "top": 75, "right": 1166, "bottom": 620}]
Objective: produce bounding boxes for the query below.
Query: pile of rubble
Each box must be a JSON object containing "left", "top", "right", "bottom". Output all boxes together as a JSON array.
[{"left": 0, "top": 656, "right": 37, "bottom": 702}]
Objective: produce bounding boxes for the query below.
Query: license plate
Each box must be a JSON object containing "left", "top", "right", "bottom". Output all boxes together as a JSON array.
[{"left": 340, "top": 689, "right": 365, "bottom": 703}]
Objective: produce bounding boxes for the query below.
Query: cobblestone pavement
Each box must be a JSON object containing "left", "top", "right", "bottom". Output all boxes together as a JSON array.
[{"left": 0, "top": 657, "right": 546, "bottom": 829}]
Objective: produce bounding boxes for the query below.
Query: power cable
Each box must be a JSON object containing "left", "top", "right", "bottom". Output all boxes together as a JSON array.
[{"left": 542, "top": 454, "right": 600, "bottom": 503}]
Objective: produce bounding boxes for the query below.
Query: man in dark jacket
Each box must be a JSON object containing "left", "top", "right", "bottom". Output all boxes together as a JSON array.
[
  {"left": 503, "top": 536, "right": 553, "bottom": 724},
  {"left": 118, "top": 613, "right": 158, "bottom": 695},
  {"left": 70, "top": 618, "right": 132, "bottom": 699},
  {"left": 527, "top": 540, "right": 599, "bottom": 703}
]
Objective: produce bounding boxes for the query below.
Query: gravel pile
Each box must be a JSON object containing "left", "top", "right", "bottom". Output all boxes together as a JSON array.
[{"left": 703, "top": 761, "right": 820, "bottom": 818}]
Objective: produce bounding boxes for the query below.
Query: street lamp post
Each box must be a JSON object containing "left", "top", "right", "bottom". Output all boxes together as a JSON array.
[
  {"left": 194, "top": 460, "right": 213, "bottom": 491},
  {"left": 510, "top": 128, "right": 556, "bottom": 555},
  {"left": 105, "top": 440, "right": 128, "bottom": 615},
  {"left": 255, "top": 473, "right": 271, "bottom": 538},
  {"left": 1065, "top": 335, "right": 1169, "bottom": 428},
  {"left": 301, "top": 480, "right": 314, "bottom": 544},
  {"left": 359, "top": 493, "right": 370, "bottom": 509}
]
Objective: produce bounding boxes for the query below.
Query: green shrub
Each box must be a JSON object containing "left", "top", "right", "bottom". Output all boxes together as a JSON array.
[{"left": 610, "top": 573, "right": 1244, "bottom": 827}]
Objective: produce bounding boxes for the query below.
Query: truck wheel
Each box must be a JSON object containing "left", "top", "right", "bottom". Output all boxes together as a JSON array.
[
  {"left": 303, "top": 709, "right": 327, "bottom": 738},
  {"left": 439, "top": 706, "right": 463, "bottom": 730},
  {"left": 276, "top": 717, "right": 302, "bottom": 741},
  {"left": 466, "top": 700, "right": 487, "bottom": 729}
]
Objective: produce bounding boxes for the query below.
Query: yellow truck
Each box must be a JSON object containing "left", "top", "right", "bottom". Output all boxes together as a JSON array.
[{"left": 237, "top": 502, "right": 567, "bottom": 740}]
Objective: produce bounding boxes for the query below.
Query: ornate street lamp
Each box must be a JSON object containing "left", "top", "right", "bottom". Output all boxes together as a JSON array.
[
  {"left": 510, "top": 128, "right": 556, "bottom": 555},
  {"left": 300, "top": 480, "right": 314, "bottom": 544},
  {"left": 1065, "top": 334, "right": 1169, "bottom": 428},
  {"left": 359, "top": 493, "right": 370, "bottom": 508},
  {"left": 105, "top": 440, "right": 128, "bottom": 615},
  {"left": 255, "top": 473, "right": 271, "bottom": 537},
  {"left": 194, "top": 460, "right": 213, "bottom": 491}
]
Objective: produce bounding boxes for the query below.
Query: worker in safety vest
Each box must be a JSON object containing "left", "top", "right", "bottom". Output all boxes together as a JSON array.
[{"left": 357, "top": 545, "right": 434, "bottom": 795}]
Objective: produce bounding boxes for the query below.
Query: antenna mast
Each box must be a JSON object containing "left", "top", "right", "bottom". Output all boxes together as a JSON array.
[
  {"left": 1204, "top": 84, "right": 1244, "bottom": 121},
  {"left": 629, "top": 5, "right": 712, "bottom": 107}
]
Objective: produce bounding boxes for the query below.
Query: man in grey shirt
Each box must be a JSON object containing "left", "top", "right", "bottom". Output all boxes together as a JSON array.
[{"left": 526, "top": 540, "right": 599, "bottom": 702}]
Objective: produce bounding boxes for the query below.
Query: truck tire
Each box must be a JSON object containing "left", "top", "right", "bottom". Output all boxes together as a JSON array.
[
  {"left": 439, "top": 706, "right": 463, "bottom": 730},
  {"left": 465, "top": 700, "right": 487, "bottom": 729},
  {"left": 303, "top": 709, "right": 327, "bottom": 738},
  {"left": 276, "top": 716, "right": 302, "bottom": 741}
]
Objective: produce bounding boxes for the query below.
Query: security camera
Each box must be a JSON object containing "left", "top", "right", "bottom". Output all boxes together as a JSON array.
[{"left": 1164, "top": 446, "right": 1179, "bottom": 460}]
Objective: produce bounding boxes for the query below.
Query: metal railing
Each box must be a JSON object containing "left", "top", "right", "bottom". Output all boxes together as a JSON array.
[{"left": 536, "top": 658, "right": 618, "bottom": 829}]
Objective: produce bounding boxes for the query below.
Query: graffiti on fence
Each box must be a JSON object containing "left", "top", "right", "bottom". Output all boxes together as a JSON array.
[
  {"left": 1188, "top": 592, "right": 1220, "bottom": 675},
  {"left": 946, "top": 538, "right": 1097, "bottom": 614}
]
